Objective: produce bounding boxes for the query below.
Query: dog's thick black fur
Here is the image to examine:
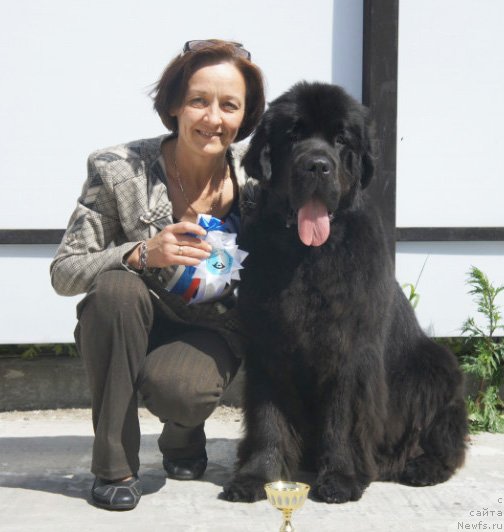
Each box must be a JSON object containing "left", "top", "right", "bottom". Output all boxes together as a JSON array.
[{"left": 223, "top": 82, "right": 468, "bottom": 504}]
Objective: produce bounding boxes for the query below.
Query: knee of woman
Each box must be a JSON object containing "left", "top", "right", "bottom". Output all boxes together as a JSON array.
[
  {"left": 82, "top": 270, "right": 151, "bottom": 318},
  {"left": 140, "top": 370, "right": 223, "bottom": 427}
]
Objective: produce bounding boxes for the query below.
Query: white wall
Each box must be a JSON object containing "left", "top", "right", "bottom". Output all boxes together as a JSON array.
[
  {"left": 0, "top": 0, "right": 365, "bottom": 343},
  {"left": 395, "top": 0, "right": 504, "bottom": 336},
  {"left": 396, "top": 242, "right": 504, "bottom": 337},
  {"left": 0, "top": 0, "right": 336, "bottom": 231},
  {"left": 0, "top": 245, "right": 80, "bottom": 343},
  {"left": 332, "top": 0, "right": 363, "bottom": 101},
  {"left": 2, "top": 0, "right": 502, "bottom": 343},
  {"left": 396, "top": 0, "right": 504, "bottom": 228}
]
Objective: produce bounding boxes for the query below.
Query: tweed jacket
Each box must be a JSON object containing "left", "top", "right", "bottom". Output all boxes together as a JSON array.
[
  {"left": 50, "top": 135, "right": 258, "bottom": 357},
  {"left": 50, "top": 134, "right": 254, "bottom": 297}
]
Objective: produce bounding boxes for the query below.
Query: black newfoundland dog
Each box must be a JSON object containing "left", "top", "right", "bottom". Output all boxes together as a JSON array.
[{"left": 223, "top": 82, "right": 468, "bottom": 504}]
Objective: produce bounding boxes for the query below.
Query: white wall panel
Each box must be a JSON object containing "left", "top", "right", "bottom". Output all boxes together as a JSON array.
[
  {"left": 0, "top": 246, "right": 80, "bottom": 343},
  {"left": 396, "top": 242, "right": 504, "bottom": 337},
  {"left": 395, "top": 0, "right": 504, "bottom": 336},
  {"left": 0, "top": 0, "right": 366, "bottom": 343},
  {"left": 0, "top": 0, "right": 337, "bottom": 230},
  {"left": 396, "top": 0, "right": 504, "bottom": 227},
  {"left": 6, "top": 1, "right": 502, "bottom": 342}
]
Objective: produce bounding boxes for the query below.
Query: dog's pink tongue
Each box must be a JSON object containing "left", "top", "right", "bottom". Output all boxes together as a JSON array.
[{"left": 297, "top": 198, "right": 330, "bottom": 246}]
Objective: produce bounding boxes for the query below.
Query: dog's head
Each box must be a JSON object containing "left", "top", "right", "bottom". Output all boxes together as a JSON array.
[{"left": 242, "top": 82, "right": 374, "bottom": 246}]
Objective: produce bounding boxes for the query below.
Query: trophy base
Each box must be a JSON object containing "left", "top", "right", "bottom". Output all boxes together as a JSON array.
[{"left": 280, "top": 519, "right": 294, "bottom": 532}]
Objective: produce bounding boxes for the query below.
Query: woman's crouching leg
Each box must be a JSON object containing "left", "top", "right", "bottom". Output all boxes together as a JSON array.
[
  {"left": 74, "top": 270, "right": 154, "bottom": 480},
  {"left": 139, "top": 329, "right": 240, "bottom": 460}
]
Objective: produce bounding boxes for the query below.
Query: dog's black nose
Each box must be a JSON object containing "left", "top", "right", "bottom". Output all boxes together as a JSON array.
[{"left": 304, "top": 156, "right": 331, "bottom": 176}]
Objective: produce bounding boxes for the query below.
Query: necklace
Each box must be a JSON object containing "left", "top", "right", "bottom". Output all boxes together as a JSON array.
[{"left": 173, "top": 157, "right": 228, "bottom": 216}]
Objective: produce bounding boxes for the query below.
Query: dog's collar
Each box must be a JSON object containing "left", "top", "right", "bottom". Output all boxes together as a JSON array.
[{"left": 285, "top": 210, "right": 335, "bottom": 228}]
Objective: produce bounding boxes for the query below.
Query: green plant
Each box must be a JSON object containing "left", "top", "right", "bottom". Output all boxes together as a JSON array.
[
  {"left": 401, "top": 255, "right": 429, "bottom": 309},
  {"left": 0, "top": 343, "right": 78, "bottom": 360},
  {"left": 401, "top": 283, "right": 420, "bottom": 309},
  {"left": 19, "top": 344, "right": 78, "bottom": 360},
  {"left": 460, "top": 266, "right": 504, "bottom": 433}
]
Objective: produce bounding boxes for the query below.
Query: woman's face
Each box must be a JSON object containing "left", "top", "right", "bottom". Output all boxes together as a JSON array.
[{"left": 172, "top": 62, "right": 247, "bottom": 158}]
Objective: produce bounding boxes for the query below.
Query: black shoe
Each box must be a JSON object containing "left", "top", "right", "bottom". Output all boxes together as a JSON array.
[
  {"left": 163, "top": 452, "right": 208, "bottom": 481},
  {"left": 91, "top": 475, "right": 142, "bottom": 511}
]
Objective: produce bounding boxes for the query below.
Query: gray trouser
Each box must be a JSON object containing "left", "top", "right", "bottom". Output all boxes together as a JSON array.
[{"left": 74, "top": 270, "right": 240, "bottom": 481}]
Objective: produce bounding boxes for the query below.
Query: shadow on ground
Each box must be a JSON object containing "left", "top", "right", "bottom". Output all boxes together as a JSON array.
[{"left": 0, "top": 435, "right": 239, "bottom": 502}]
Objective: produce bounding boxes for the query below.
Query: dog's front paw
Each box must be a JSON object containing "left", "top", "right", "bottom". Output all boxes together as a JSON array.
[
  {"left": 222, "top": 476, "right": 267, "bottom": 503},
  {"left": 313, "top": 473, "right": 365, "bottom": 503},
  {"left": 399, "top": 456, "right": 451, "bottom": 487}
]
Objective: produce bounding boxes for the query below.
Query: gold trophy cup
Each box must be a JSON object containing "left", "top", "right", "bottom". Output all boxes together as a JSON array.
[{"left": 264, "top": 481, "right": 310, "bottom": 532}]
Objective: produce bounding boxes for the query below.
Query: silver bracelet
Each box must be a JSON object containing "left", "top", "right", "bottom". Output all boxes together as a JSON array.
[{"left": 138, "top": 241, "right": 148, "bottom": 270}]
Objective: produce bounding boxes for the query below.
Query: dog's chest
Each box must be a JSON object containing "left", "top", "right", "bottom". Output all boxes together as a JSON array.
[{"left": 244, "top": 240, "right": 341, "bottom": 338}]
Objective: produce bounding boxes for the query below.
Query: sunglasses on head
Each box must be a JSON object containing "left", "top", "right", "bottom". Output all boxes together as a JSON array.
[{"left": 182, "top": 40, "right": 251, "bottom": 61}]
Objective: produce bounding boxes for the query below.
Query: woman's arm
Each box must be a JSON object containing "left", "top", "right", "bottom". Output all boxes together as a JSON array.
[
  {"left": 51, "top": 152, "right": 212, "bottom": 297},
  {"left": 50, "top": 154, "right": 143, "bottom": 296}
]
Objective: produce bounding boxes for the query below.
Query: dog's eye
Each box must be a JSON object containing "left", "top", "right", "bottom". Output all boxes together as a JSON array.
[
  {"left": 289, "top": 123, "right": 304, "bottom": 142},
  {"left": 344, "top": 150, "right": 355, "bottom": 172}
]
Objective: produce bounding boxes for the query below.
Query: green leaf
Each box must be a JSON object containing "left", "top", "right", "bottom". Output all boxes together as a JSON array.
[{"left": 461, "top": 267, "right": 504, "bottom": 433}]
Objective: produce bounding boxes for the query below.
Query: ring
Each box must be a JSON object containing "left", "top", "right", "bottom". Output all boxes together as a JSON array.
[{"left": 178, "top": 245, "right": 183, "bottom": 256}]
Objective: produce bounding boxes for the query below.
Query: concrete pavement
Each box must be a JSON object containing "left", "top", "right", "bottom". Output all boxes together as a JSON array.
[{"left": 0, "top": 407, "right": 503, "bottom": 532}]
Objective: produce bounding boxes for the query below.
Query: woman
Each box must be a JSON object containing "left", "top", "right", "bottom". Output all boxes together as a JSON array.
[{"left": 50, "top": 39, "right": 265, "bottom": 511}]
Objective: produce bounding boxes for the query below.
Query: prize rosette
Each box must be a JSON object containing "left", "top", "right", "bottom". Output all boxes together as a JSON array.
[{"left": 163, "top": 214, "right": 248, "bottom": 304}]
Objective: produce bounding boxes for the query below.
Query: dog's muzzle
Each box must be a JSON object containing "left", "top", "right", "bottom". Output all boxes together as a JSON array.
[{"left": 301, "top": 154, "right": 332, "bottom": 179}]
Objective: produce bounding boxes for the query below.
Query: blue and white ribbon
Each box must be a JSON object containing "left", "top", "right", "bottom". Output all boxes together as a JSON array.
[
  {"left": 165, "top": 214, "right": 248, "bottom": 304},
  {"left": 191, "top": 214, "right": 248, "bottom": 303}
]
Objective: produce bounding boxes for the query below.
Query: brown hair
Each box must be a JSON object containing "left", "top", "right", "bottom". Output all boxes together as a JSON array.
[{"left": 152, "top": 40, "right": 265, "bottom": 142}]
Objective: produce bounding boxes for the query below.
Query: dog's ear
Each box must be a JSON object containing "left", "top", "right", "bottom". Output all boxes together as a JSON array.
[
  {"left": 360, "top": 118, "right": 375, "bottom": 189},
  {"left": 242, "top": 118, "right": 272, "bottom": 182},
  {"left": 360, "top": 150, "right": 374, "bottom": 189}
]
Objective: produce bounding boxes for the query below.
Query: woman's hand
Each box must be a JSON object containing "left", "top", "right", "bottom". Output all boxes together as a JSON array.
[{"left": 127, "top": 222, "right": 212, "bottom": 269}]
